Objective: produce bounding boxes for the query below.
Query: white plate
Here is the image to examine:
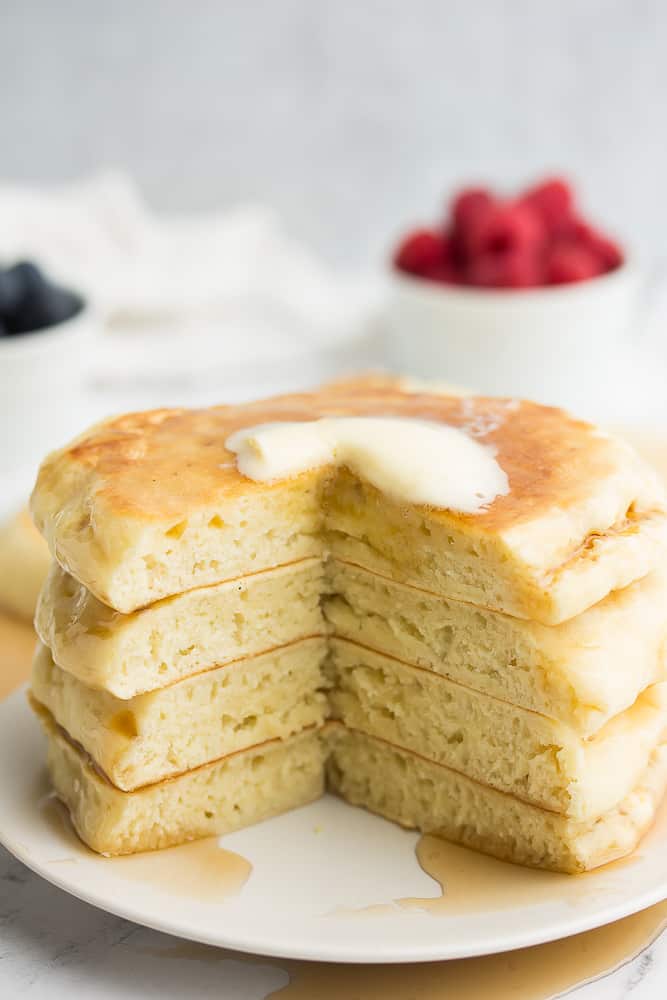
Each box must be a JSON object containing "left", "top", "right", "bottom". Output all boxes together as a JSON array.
[{"left": 1, "top": 689, "right": 667, "bottom": 964}]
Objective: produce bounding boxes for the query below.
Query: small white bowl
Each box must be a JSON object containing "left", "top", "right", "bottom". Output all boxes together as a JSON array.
[
  {"left": 385, "top": 260, "right": 642, "bottom": 418},
  {"left": 0, "top": 298, "right": 97, "bottom": 488}
]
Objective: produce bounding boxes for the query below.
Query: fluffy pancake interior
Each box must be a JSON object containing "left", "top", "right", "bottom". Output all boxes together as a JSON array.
[
  {"left": 325, "top": 725, "right": 667, "bottom": 873},
  {"left": 34, "top": 610, "right": 667, "bottom": 818},
  {"left": 324, "top": 469, "right": 666, "bottom": 626},
  {"left": 36, "top": 702, "right": 325, "bottom": 857},
  {"left": 38, "top": 698, "right": 667, "bottom": 873},
  {"left": 31, "top": 637, "right": 328, "bottom": 791},
  {"left": 36, "top": 556, "right": 326, "bottom": 698},
  {"left": 327, "top": 639, "right": 667, "bottom": 820},
  {"left": 37, "top": 557, "right": 667, "bottom": 733},
  {"left": 31, "top": 543, "right": 667, "bottom": 864},
  {"left": 324, "top": 561, "right": 667, "bottom": 734}
]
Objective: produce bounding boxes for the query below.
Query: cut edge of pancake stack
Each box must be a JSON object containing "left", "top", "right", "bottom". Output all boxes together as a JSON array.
[{"left": 27, "top": 379, "right": 667, "bottom": 872}]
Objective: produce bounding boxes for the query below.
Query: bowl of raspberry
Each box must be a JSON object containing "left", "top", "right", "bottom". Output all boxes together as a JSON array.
[{"left": 387, "top": 178, "right": 639, "bottom": 416}]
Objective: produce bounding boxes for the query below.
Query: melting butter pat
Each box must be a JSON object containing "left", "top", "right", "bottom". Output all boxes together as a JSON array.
[{"left": 226, "top": 416, "right": 508, "bottom": 513}]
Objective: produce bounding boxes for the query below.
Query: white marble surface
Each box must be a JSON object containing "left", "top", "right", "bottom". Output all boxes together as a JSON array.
[{"left": 0, "top": 842, "right": 665, "bottom": 998}]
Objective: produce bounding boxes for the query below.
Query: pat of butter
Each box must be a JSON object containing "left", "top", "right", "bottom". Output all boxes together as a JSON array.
[{"left": 226, "top": 417, "right": 508, "bottom": 513}]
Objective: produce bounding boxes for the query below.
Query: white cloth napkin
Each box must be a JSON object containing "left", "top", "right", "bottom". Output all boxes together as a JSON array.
[{"left": 0, "top": 172, "right": 382, "bottom": 384}]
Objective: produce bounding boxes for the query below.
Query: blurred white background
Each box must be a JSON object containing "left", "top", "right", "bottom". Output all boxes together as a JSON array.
[{"left": 2, "top": 0, "right": 666, "bottom": 267}]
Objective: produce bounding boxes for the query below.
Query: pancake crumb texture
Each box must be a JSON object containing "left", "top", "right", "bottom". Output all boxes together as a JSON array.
[
  {"left": 36, "top": 557, "right": 325, "bottom": 697},
  {"left": 42, "top": 711, "right": 325, "bottom": 856},
  {"left": 327, "top": 640, "right": 667, "bottom": 820},
  {"left": 325, "top": 562, "right": 667, "bottom": 733},
  {"left": 32, "top": 637, "right": 328, "bottom": 790},
  {"left": 325, "top": 726, "right": 667, "bottom": 874}
]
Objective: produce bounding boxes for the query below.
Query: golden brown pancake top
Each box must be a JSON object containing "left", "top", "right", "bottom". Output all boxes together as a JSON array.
[{"left": 33, "top": 386, "right": 638, "bottom": 533}]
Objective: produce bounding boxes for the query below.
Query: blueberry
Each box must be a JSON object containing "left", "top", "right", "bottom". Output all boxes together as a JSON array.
[
  {"left": 19, "top": 287, "right": 80, "bottom": 333},
  {"left": 1, "top": 260, "right": 82, "bottom": 335},
  {"left": 0, "top": 261, "right": 42, "bottom": 316}
]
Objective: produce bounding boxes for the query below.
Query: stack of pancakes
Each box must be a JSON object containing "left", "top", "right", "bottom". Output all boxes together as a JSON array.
[{"left": 29, "top": 384, "right": 667, "bottom": 871}]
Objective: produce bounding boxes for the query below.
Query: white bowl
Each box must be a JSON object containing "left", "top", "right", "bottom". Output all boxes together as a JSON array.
[
  {"left": 385, "top": 261, "right": 642, "bottom": 419},
  {"left": 0, "top": 300, "right": 97, "bottom": 491}
]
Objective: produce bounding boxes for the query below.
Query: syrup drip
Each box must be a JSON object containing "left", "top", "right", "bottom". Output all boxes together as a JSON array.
[
  {"left": 39, "top": 795, "right": 251, "bottom": 902},
  {"left": 269, "top": 902, "right": 667, "bottom": 998}
]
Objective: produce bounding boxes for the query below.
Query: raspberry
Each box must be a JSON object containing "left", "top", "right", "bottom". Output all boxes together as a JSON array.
[
  {"left": 569, "top": 220, "right": 623, "bottom": 271},
  {"left": 591, "top": 236, "right": 623, "bottom": 271},
  {"left": 521, "top": 178, "right": 573, "bottom": 233},
  {"left": 567, "top": 217, "right": 595, "bottom": 242},
  {"left": 545, "top": 243, "right": 603, "bottom": 284},
  {"left": 393, "top": 229, "right": 445, "bottom": 276},
  {"left": 577, "top": 224, "right": 623, "bottom": 271},
  {"left": 416, "top": 236, "right": 466, "bottom": 285},
  {"left": 469, "top": 201, "right": 545, "bottom": 257},
  {"left": 468, "top": 249, "right": 542, "bottom": 288},
  {"left": 452, "top": 188, "right": 495, "bottom": 234}
]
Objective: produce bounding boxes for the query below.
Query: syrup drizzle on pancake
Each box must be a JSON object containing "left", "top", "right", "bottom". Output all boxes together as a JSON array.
[{"left": 39, "top": 795, "right": 252, "bottom": 902}]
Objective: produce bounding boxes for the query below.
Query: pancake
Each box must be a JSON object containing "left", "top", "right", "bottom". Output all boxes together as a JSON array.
[
  {"left": 34, "top": 699, "right": 325, "bottom": 856},
  {"left": 31, "top": 637, "right": 327, "bottom": 790},
  {"left": 36, "top": 557, "right": 325, "bottom": 697},
  {"left": 30, "top": 388, "right": 667, "bottom": 624},
  {"left": 326, "top": 725, "right": 667, "bottom": 874},
  {"left": 328, "top": 640, "right": 667, "bottom": 820}
]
